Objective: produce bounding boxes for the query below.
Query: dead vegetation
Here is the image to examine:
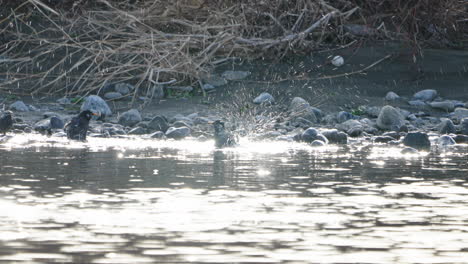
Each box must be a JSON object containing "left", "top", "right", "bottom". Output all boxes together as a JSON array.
[{"left": 0, "top": 0, "right": 466, "bottom": 99}]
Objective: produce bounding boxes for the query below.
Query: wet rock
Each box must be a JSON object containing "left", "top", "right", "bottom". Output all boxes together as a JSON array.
[
  {"left": 57, "top": 97, "right": 71, "bottom": 105},
  {"left": 453, "top": 135, "right": 468, "bottom": 144},
  {"left": 429, "top": 101, "right": 454, "bottom": 112},
  {"left": 28, "top": 105, "right": 39, "bottom": 111},
  {"left": 376, "top": 105, "right": 404, "bottom": 130},
  {"left": 336, "top": 119, "right": 362, "bottom": 133},
  {"left": 81, "top": 95, "right": 112, "bottom": 117},
  {"left": 337, "top": 111, "right": 355, "bottom": 123},
  {"left": 453, "top": 108, "right": 468, "bottom": 120},
  {"left": 401, "top": 147, "right": 418, "bottom": 154},
  {"left": 173, "top": 120, "right": 191, "bottom": 128},
  {"left": 403, "top": 131, "right": 431, "bottom": 150},
  {"left": 128, "top": 127, "right": 147, "bottom": 135},
  {"left": 385, "top": 91, "right": 400, "bottom": 101},
  {"left": 461, "top": 118, "right": 468, "bottom": 135},
  {"left": 321, "top": 129, "right": 348, "bottom": 144},
  {"left": 374, "top": 136, "right": 396, "bottom": 143},
  {"left": 413, "top": 89, "right": 437, "bottom": 101},
  {"left": 9, "top": 101, "right": 29, "bottom": 112},
  {"left": 149, "top": 131, "right": 165, "bottom": 139},
  {"left": 114, "top": 83, "right": 132, "bottom": 95},
  {"left": 382, "top": 131, "right": 401, "bottom": 140},
  {"left": 437, "top": 119, "right": 456, "bottom": 134},
  {"left": 408, "top": 100, "right": 427, "bottom": 107},
  {"left": 300, "top": 127, "right": 319, "bottom": 143},
  {"left": 104, "top": 92, "right": 123, "bottom": 100},
  {"left": 253, "top": 92, "right": 275, "bottom": 104},
  {"left": 50, "top": 116, "right": 65, "bottom": 129},
  {"left": 407, "top": 114, "right": 418, "bottom": 121},
  {"left": 437, "top": 135, "right": 456, "bottom": 146},
  {"left": 221, "top": 70, "right": 251, "bottom": 80},
  {"left": 148, "top": 116, "right": 169, "bottom": 132},
  {"left": 34, "top": 116, "right": 64, "bottom": 132},
  {"left": 347, "top": 126, "right": 363, "bottom": 137},
  {"left": 165, "top": 126, "right": 191, "bottom": 139},
  {"left": 311, "top": 140, "right": 326, "bottom": 147},
  {"left": 118, "top": 109, "right": 142, "bottom": 127},
  {"left": 12, "top": 123, "right": 30, "bottom": 131},
  {"left": 315, "top": 134, "right": 328, "bottom": 144}
]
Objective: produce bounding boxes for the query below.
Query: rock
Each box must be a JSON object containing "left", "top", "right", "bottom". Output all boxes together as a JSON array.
[
  {"left": 376, "top": 105, "right": 404, "bottom": 130},
  {"left": 364, "top": 106, "right": 382, "bottom": 117},
  {"left": 98, "top": 81, "right": 115, "bottom": 96},
  {"left": 149, "top": 131, "right": 165, "bottom": 139},
  {"left": 203, "top": 75, "right": 227, "bottom": 87},
  {"left": 337, "top": 111, "right": 354, "bottom": 123},
  {"left": 437, "top": 135, "right": 456, "bottom": 146},
  {"left": 311, "top": 140, "right": 326, "bottom": 147},
  {"left": 167, "top": 86, "right": 193, "bottom": 92},
  {"left": 114, "top": 83, "right": 132, "bottom": 95},
  {"left": 300, "top": 128, "right": 319, "bottom": 143},
  {"left": 309, "top": 107, "right": 323, "bottom": 120},
  {"left": 399, "top": 109, "right": 411, "bottom": 119},
  {"left": 170, "top": 114, "right": 193, "bottom": 125},
  {"left": 34, "top": 116, "right": 64, "bottom": 131},
  {"left": 437, "top": 119, "right": 456, "bottom": 134},
  {"left": 453, "top": 108, "right": 468, "bottom": 120},
  {"left": 290, "top": 117, "right": 314, "bottom": 128},
  {"left": 165, "top": 126, "right": 191, "bottom": 139},
  {"left": 401, "top": 147, "right": 418, "bottom": 154},
  {"left": 57, "top": 97, "right": 71, "bottom": 105},
  {"left": 28, "top": 105, "right": 39, "bottom": 111},
  {"left": 413, "top": 89, "right": 437, "bottom": 101},
  {"left": 407, "top": 114, "right": 418, "bottom": 121},
  {"left": 408, "top": 100, "right": 427, "bottom": 107},
  {"left": 50, "top": 116, "right": 65, "bottom": 129},
  {"left": 403, "top": 132, "right": 431, "bottom": 150},
  {"left": 461, "top": 118, "right": 468, "bottom": 135},
  {"left": 453, "top": 135, "right": 468, "bottom": 144},
  {"left": 194, "top": 116, "right": 211, "bottom": 125},
  {"left": 374, "top": 136, "right": 396, "bottom": 143},
  {"left": 382, "top": 131, "right": 401, "bottom": 140},
  {"left": 128, "top": 127, "right": 147, "bottom": 135},
  {"left": 429, "top": 101, "right": 455, "bottom": 112},
  {"left": 385, "top": 91, "right": 400, "bottom": 101},
  {"left": 315, "top": 134, "right": 328, "bottom": 144},
  {"left": 253, "top": 92, "right": 275, "bottom": 104},
  {"left": 336, "top": 120, "right": 362, "bottom": 133},
  {"left": 9, "top": 101, "right": 29, "bottom": 112},
  {"left": 290, "top": 97, "right": 310, "bottom": 112},
  {"left": 347, "top": 126, "right": 363, "bottom": 137},
  {"left": 81, "top": 95, "right": 112, "bottom": 117},
  {"left": 147, "top": 116, "right": 169, "bottom": 132},
  {"left": 118, "top": 109, "right": 142, "bottom": 127},
  {"left": 321, "top": 129, "right": 348, "bottom": 144},
  {"left": 202, "top": 83, "right": 216, "bottom": 91},
  {"left": 331, "top": 55, "right": 344, "bottom": 67},
  {"left": 173, "top": 120, "right": 191, "bottom": 128},
  {"left": 221, "top": 70, "right": 251, "bottom": 80},
  {"left": 104, "top": 92, "right": 123, "bottom": 100}
]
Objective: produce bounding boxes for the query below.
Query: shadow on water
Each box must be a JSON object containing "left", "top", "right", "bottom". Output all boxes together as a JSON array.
[{"left": 1, "top": 135, "right": 468, "bottom": 263}]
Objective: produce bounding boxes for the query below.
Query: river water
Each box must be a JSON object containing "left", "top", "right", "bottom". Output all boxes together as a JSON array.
[{"left": 1, "top": 135, "right": 468, "bottom": 263}]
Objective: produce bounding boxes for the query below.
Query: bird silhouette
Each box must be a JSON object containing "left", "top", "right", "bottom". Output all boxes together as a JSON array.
[
  {"left": 0, "top": 110, "right": 13, "bottom": 136},
  {"left": 211, "top": 120, "right": 237, "bottom": 148},
  {"left": 64, "top": 110, "right": 98, "bottom": 140}
]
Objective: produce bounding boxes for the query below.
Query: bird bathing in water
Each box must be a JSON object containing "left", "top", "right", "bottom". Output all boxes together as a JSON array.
[
  {"left": 0, "top": 110, "right": 13, "bottom": 136},
  {"left": 64, "top": 110, "right": 98, "bottom": 141},
  {"left": 211, "top": 120, "right": 237, "bottom": 148}
]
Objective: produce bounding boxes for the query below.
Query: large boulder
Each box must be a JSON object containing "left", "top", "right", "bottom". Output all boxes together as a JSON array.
[
  {"left": 376, "top": 105, "right": 404, "bottom": 130},
  {"left": 81, "top": 95, "right": 112, "bottom": 117},
  {"left": 118, "top": 109, "right": 142, "bottom": 127},
  {"left": 403, "top": 132, "right": 431, "bottom": 150},
  {"left": 412, "top": 89, "right": 437, "bottom": 101}
]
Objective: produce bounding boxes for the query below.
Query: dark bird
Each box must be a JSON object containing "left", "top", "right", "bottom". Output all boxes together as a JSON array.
[
  {"left": 211, "top": 120, "right": 237, "bottom": 148},
  {"left": 0, "top": 110, "right": 13, "bottom": 135},
  {"left": 64, "top": 110, "right": 98, "bottom": 141}
]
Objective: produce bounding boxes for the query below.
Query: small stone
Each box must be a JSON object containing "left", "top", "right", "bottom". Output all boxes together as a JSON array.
[
  {"left": 118, "top": 109, "right": 142, "bottom": 127},
  {"left": 437, "top": 135, "right": 456, "bottom": 146},
  {"left": 148, "top": 116, "right": 169, "bottom": 132},
  {"left": 331, "top": 55, "right": 344, "bottom": 67},
  {"left": 300, "top": 128, "right": 319, "bottom": 143},
  {"left": 57, "top": 97, "right": 71, "bottom": 105},
  {"left": 376, "top": 105, "right": 404, "bottom": 130},
  {"left": 364, "top": 106, "right": 382, "bottom": 117},
  {"left": 128, "top": 127, "right": 147, "bottom": 135},
  {"left": 202, "top": 83, "right": 216, "bottom": 91},
  {"left": 165, "top": 126, "right": 191, "bottom": 139},
  {"left": 412, "top": 89, "right": 437, "bottom": 101},
  {"left": 253, "top": 92, "right": 275, "bottom": 104},
  {"left": 114, "top": 83, "right": 133, "bottom": 95},
  {"left": 81, "top": 95, "right": 112, "bottom": 117},
  {"left": 290, "top": 97, "right": 310, "bottom": 112},
  {"left": 9, "top": 101, "right": 29, "bottom": 112},
  {"left": 149, "top": 131, "right": 165, "bottom": 139},
  {"left": 104, "top": 92, "right": 123, "bottom": 100},
  {"left": 311, "top": 140, "right": 326, "bottom": 147},
  {"left": 347, "top": 126, "right": 363, "bottom": 137},
  {"left": 173, "top": 120, "right": 191, "bottom": 128},
  {"left": 193, "top": 116, "right": 211, "bottom": 125},
  {"left": 408, "top": 100, "right": 427, "bottom": 107},
  {"left": 221, "top": 70, "right": 251, "bottom": 80},
  {"left": 385, "top": 91, "right": 400, "bottom": 101},
  {"left": 315, "top": 134, "right": 328, "bottom": 144},
  {"left": 403, "top": 132, "right": 431, "bottom": 150},
  {"left": 337, "top": 111, "right": 354, "bottom": 123},
  {"left": 373, "top": 136, "right": 396, "bottom": 143},
  {"left": 429, "top": 101, "right": 455, "bottom": 112},
  {"left": 28, "top": 105, "right": 39, "bottom": 111},
  {"left": 437, "top": 119, "right": 456, "bottom": 134}
]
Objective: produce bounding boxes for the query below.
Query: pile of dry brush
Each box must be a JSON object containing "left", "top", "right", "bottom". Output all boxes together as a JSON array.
[{"left": 0, "top": 0, "right": 466, "bottom": 99}]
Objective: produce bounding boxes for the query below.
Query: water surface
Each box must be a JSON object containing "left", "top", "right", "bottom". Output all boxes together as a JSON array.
[{"left": 1, "top": 135, "right": 468, "bottom": 263}]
